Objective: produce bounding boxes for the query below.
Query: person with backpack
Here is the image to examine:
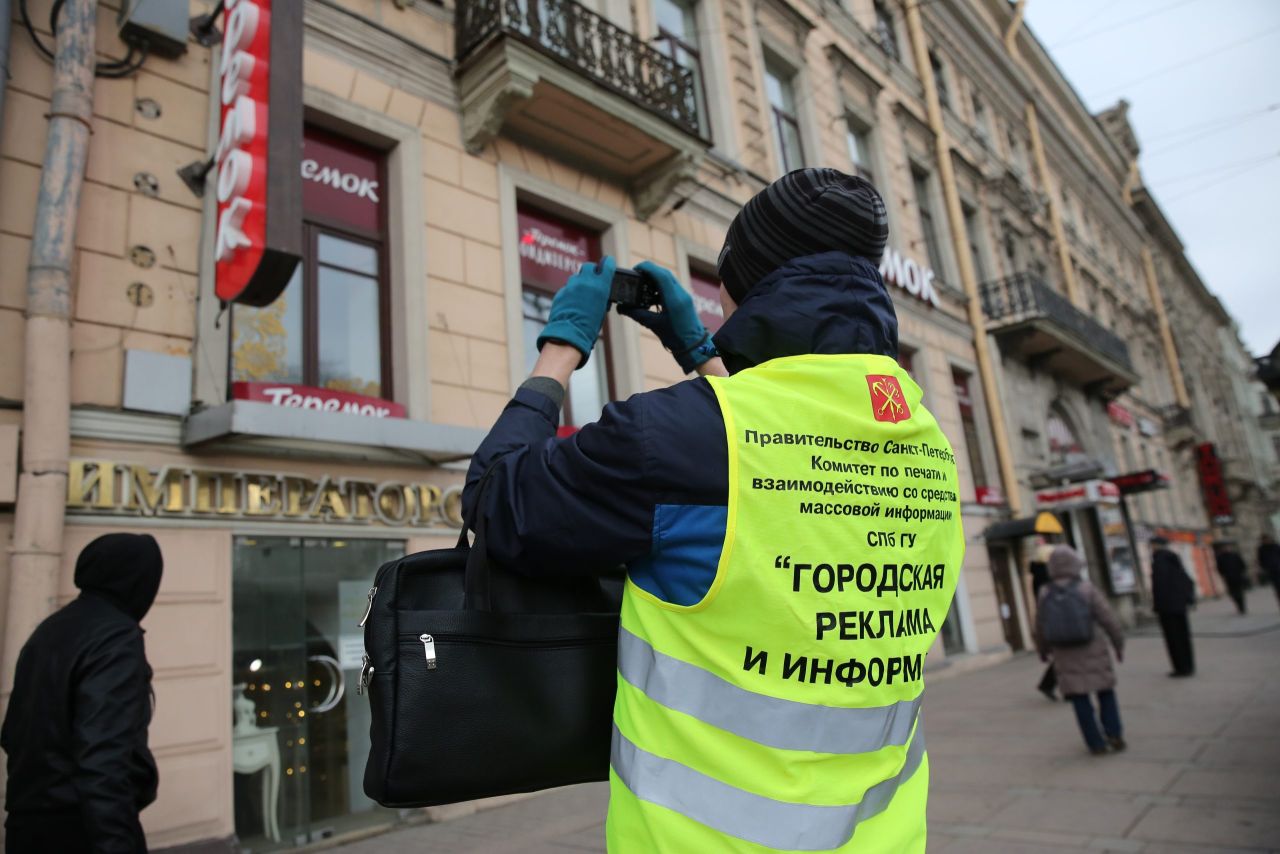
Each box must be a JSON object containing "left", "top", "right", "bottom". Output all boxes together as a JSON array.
[{"left": 1034, "top": 545, "right": 1126, "bottom": 755}]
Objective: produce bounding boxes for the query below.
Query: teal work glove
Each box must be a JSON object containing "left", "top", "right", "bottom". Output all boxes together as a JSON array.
[
  {"left": 537, "top": 256, "right": 614, "bottom": 368},
  {"left": 620, "top": 261, "right": 716, "bottom": 374}
]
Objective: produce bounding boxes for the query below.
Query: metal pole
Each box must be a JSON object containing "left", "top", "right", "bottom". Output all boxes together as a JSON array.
[
  {"left": 3, "top": 0, "right": 97, "bottom": 689},
  {"left": 902, "top": 1, "right": 1024, "bottom": 516},
  {"left": 0, "top": 0, "right": 11, "bottom": 147}
]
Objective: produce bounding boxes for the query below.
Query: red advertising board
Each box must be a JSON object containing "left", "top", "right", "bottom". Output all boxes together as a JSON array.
[
  {"left": 233, "top": 382, "right": 406, "bottom": 418},
  {"left": 517, "top": 207, "right": 600, "bottom": 293},
  {"left": 689, "top": 269, "right": 725, "bottom": 333},
  {"left": 975, "top": 485, "right": 1005, "bottom": 506},
  {"left": 1107, "top": 401, "right": 1135, "bottom": 429},
  {"left": 1195, "top": 442, "right": 1234, "bottom": 526},
  {"left": 214, "top": 0, "right": 302, "bottom": 306},
  {"left": 301, "top": 127, "right": 383, "bottom": 232}
]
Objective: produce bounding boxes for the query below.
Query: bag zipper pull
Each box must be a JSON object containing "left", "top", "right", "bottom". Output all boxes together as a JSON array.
[
  {"left": 358, "top": 653, "right": 374, "bottom": 695},
  {"left": 419, "top": 634, "right": 437, "bottom": 670},
  {"left": 358, "top": 586, "right": 377, "bottom": 627}
]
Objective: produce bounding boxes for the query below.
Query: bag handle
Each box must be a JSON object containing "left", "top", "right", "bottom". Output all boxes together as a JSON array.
[{"left": 462, "top": 509, "right": 494, "bottom": 611}]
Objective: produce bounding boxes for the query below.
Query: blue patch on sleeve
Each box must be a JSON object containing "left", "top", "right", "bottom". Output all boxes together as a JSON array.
[{"left": 627, "top": 504, "right": 728, "bottom": 606}]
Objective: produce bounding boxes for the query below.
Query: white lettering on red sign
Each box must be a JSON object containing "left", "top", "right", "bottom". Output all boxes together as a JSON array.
[
  {"left": 260, "top": 386, "right": 395, "bottom": 418},
  {"left": 214, "top": 0, "right": 270, "bottom": 299},
  {"left": 300, "top": 159, "right": 380, "bottom": 202},
  {"left": 519, "top": 227, "right": 586, "bottom": 273},
  {"left": 692, "top": 290, "right": 724, "bottom": 321},
  {"left": 878, "top": 248, "right": 941, "bottom": 308}
]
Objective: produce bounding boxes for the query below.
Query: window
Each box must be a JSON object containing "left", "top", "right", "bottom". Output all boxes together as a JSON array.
[
  {"left": 912, "top": 168, "right": 946, "bottom": 277},
  {"left": 517, "top": 206, "right": 614, "bottom": 428},
  {"left": 873, "top": 0, "right": 899, "bottom": 60},
  {"left": 845, "top": 121, "right": 875, "bottom": 183},
  {"left": 952, "top": 368, "right": 989, "bottom": 493},
  {"left": 653, "top": 0, "right": 711, "bottom": 139},
  {"left": 689, "top": 268, "right": 725, "bottom": 333},
  {"left": 929, "top": 50, "right": 949, "bottom": 110},
  {"left": 898, "top": 345, "right": 917, "bottom": 382},
  {"left": 962, "top": 204, "right": 986, "bottom": 283},
  {"left": 1006, "top": 128, "right": 1027, "bottom": 174},
  {"left": 971, "top": 93, "right": 991, "bottom": 142},
  {"left": 232, "top": 128, "right": 389, "bottom": 400},
  {"left": 764, "top": 58, "right": 804, "bottom": 173}
]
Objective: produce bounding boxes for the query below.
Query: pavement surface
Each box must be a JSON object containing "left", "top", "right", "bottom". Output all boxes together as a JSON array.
[{"left": 334, "top": 589, "right": 1280, "bottom": 853}]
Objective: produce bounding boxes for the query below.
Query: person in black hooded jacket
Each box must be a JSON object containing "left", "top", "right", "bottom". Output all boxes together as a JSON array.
[{"left": 2, "top": 533, "right": 163, "bottom": 853}]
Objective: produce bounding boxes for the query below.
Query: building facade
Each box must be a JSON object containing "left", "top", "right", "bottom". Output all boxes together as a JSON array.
[{"left": 0, "top": 0, "right": 1273, "bottom": 848}]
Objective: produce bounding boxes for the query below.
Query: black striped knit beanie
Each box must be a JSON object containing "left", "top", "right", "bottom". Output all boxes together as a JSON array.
[{"left": 717, "top": 168, "right": 888, "bottom": 304}]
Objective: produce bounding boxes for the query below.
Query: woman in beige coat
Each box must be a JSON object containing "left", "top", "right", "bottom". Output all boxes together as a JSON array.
[{"left": 1035, "top": 545, "right": 1127, "bottom": 755}]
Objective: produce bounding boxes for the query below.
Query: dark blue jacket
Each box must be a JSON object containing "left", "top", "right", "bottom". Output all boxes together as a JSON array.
[{"left": 462, "top": 252, "right": 899, "bottom": 605}]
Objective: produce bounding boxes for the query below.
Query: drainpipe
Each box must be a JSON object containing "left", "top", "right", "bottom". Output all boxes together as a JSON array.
[
  {"left": 0, "top": 0, "right": 11, "bottom": 146},
  {"left": 3, "top": 0, "right": 97, "bottom": 686},
  {"left": 902, "top": 2, "right": 1023, "bottom": 516},
  {"left": 1141, "top": 247, "right": 1191, "bottom": 409},
  {"left": 1003, "top": 0, "right": 1026, "bottom": 56}
]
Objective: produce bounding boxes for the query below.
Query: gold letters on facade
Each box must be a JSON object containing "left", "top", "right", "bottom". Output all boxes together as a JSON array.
[{"left": 66, "top": 459, "right": 464, "bottom": 528}]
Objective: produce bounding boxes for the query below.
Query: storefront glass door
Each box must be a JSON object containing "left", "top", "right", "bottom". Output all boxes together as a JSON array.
[{"left": 232, "top": 537, "right": 403, "bottom": 850}]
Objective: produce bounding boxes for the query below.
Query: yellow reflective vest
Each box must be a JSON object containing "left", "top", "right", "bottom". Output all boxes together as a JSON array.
[{"left": 608, "top": 354, "right": 965, "bottom": 852}]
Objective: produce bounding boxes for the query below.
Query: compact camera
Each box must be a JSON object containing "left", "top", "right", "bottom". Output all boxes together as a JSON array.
[{"left": 608, "top": 267, "right": 662, "bottom": 310}]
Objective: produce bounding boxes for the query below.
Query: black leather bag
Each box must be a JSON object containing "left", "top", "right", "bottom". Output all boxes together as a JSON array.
[{"left": 361, "top": 517, "right": 621, "bottom": 808}]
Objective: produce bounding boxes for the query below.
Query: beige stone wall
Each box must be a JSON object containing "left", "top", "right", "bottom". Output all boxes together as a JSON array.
[{"left": 1, "top": 0, "right": 210, "bottom": 411}]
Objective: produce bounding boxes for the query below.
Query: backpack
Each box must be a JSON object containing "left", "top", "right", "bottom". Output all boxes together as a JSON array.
[{"left": 1039, "top": 579, "right": 1094, "bottom": 646}]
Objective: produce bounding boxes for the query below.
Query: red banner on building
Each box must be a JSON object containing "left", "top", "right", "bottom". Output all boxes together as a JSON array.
[
  {"left": 1107, "top": 401, "right": 1134, "bottom": 429},
  {"left": 214, "top": 0, "right": 302, "bottom": 306},
  {"left": 233, "top": 382, "right": 406, "bottom": 418},
  {"left": 301, "top": 128, "right": 383, "bottom": 233},
  {"left": 689, "top": 270, "right": 725, "bottom": 333},
  {"left": 1195, "top": 442, "right": 1234, "bottom": 526},
  {"left": 517, "top": 208, "right": 600, "bottom": 293}
]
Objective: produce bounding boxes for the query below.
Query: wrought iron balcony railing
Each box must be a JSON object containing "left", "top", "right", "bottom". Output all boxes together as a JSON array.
[
  {"left": 979, "top": 273, "right": 1135, "bottom": 376},
  {"left": 455, "top": 0, "right": 701, "bottom": 136}
]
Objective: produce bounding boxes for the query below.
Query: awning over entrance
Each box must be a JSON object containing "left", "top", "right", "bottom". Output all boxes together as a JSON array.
[{"left": 983, "top": 512, "right": 1065, "bottom": 542}]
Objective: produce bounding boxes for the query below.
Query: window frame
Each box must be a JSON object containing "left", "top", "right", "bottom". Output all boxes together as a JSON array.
[
  {"left": 911, "top": 167, "right": 947, "bottom": 278},
  {"left": 230, "top": 214, "right": 394, "bottom": 401},
  {"left": 520, "top": 283, "right": 618, "bottom": 427},
  {"left": 764, "top": 56, "right": 804, "bottom": 173},
  {"left": 872, "top": 0, "right": 899, "bottom": 60},
  {"left": 653, "top": 0, "right": 713, "bottom": 141}
]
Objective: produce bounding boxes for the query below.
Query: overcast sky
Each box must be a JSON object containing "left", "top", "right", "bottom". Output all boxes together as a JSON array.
[{"left": 1022, "top": 0, "right": 1280, "bottom": 357}]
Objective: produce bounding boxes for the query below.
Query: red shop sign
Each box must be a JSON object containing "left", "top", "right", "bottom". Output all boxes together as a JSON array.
[
  {"left": 301, "top": 127, "right": 383, "bottom": 232},
  {"left": 517, "top": 207, "right": 600, "bottom": 292},
  {"left": 233, "top": 382, "right": 406, "bottom": 419},
  {"left": 975, "top": 485, "right": 1005, "bottom": 507},
  {"left": 1195, "top": 442, "right": 1234, "bottom": 526},
  {"left": 214, "top": 0, "right": 302, "bottom": 306},
  {"left": 690, "top": 270, "right": 725, "bottom": 333},
  {"left": 1107, "top": 401, "right": 1134, "bottom": 429}
]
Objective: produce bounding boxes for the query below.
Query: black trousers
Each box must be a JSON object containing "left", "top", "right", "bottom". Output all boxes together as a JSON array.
[
  {"left": 1226, "top": 581, "right": 1247, "bottom": 614},
  {"left": 1158, "top": 611, "right": 1195, "bottom": 675}
]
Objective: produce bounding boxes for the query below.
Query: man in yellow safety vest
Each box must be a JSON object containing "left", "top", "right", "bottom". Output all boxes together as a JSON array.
[{"left": 463, "top": 168, "right": 964, "bottom": 852}]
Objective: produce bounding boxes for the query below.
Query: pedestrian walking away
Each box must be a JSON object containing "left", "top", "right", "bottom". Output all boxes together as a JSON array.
[
  {"left": 1034, "top": 545, "right": 1127, "bottom": 756},
  {"left": 2, "top": 533, "right": 164, "bottom": 854},
  {"left": 1150, "top": 535, "right": 1197, "bottom": 677},
  {"left": 1258, "top": 534, "right": 1280, "bottom": 610},
  {"left": 462, "top": 168, "right": 965, "bottom": 852},
  {"left": 1214, "top": 541, "right": 1248, "bottom": 615}
]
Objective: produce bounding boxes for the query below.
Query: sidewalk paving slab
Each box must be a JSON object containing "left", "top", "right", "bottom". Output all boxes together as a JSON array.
[{"left": 331, "top": 589, "right": 1280, "bottom": 853}]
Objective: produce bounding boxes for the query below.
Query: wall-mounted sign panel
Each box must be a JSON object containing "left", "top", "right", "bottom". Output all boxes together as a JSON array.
[
  {"left": 301, "top": 127, "right": 383, "bottom": 233},
  {"left": 690, "top": 269, "right": 724, "bottom": 333},
  {"left": 1195, "top": 442, "right": 1234, "bottom": 526},
  {"left": 1035, "top": 478, "right": 1121, "bottom": 510},
  {"left": 517, "top": 207, "right": 599, "bottom": 293},
  {"left": 214, "top": 0, "right": 303, "bottom": 306},
  {"left": 878, "top": 247, "right": 941, "bottom": 308},
  {"left": 232, "top": 382, "right": 406, "bottom": 418},
  {"left": 66, "top": 459, "right": 461, "bottom": 528}
]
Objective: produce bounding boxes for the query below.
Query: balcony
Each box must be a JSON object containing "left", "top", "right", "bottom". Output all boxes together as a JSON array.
[
  {"left": 454, "top": 0, "right": 708, "bottom": 218},
  {"left": 979, "top": 274, "right": 1138, "bottom": 396},
  {"left": 1161, "top": 404, "right": 1197, "bottom": 449}
]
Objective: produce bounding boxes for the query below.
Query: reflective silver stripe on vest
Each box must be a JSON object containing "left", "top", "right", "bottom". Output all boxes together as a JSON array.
[
  {"left": 612, "top": 723, "right": 926, "bottom": 851},
  {"left": 618, "top": 626, "right": 921, "bottom": 754}
]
